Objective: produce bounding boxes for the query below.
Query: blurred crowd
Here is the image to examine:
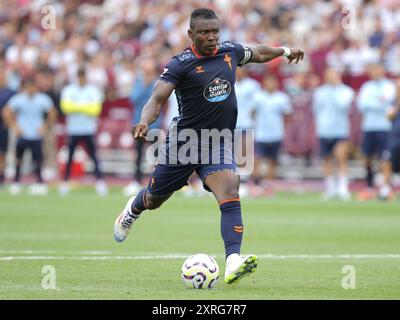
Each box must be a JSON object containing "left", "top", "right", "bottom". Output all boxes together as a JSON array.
[
  {"left": 0, "top": 0, "right": 399, "bottom": 98},
  {"left": 0, "top": 0, "right": 400, "bottom": 199}
]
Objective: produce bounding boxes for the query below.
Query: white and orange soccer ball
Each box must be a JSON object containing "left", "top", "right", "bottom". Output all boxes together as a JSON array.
[{"left": 181, "top": 253, "right": 220, "bottom": 289}]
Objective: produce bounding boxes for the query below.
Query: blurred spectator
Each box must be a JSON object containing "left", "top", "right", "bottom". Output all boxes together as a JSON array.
[
  {"left": 357, "top": 63, "right": 397, "bottom": 199},
  {"left": 379, "top": 77, "right": 400, "bottom": 200},
  {"left": 235, "top": 66, "right": 260, "bottom": 197},
  {"left": 35, "top": 68, "right": 60, "bottom": 180},
  {"left": 123, "top": 59, "right": 161, "bottom": 197},
  {"left": 312, "top": 68, "right": 355, "bottom": 201},
  {"left": 252, "top": 74, "right": 292, "bottom": 188},
  {"left": 2, "top": 77, "right": 56, "bottom": 195},
  {"left": 284, "top": 71, "right": 316, "bottom": 161},
  {"left": 0, "top": 62, "right": 15, "bottom": 188},
  {"left": 59, "top": 67, "right": 107, "bottom": 196},
  {"left": 0, "top": 0, "right": 399, "bottom": 185}
]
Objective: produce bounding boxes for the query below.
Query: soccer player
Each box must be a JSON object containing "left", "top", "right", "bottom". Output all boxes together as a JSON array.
[
  {"left": 59, "top": 68, "right": 108, "bottom": 196},
  {"left": 380, "top": 77, "right": 400, "bottom": 200},
  {"left": 114, "top": 8, "right": 304, "bottom": 284},
  {"left": 312, "top": 69, "right": 355, "bottom": 200},
  {"left": 2, "top": 78, "right": 56, "bottom": 195},
  {"left": 235, "top": 66, "right": 260, "bottom": 197},
  {"left": 0, "top": 67, "right": 15, "bottom": 188},
  {"left": 252, "top": 74, "right": 292, "bottom": 188},
  {"left": 357, "top": 64, "right": 396, "bottom": 199}
]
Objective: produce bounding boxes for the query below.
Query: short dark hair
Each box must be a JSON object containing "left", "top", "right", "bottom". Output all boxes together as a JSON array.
[
  {"left": 190, "top": 8, "right": 218, "bottom": 29},
  {"left": 77, "top": 67, "right": 86, "bottom": 77}
]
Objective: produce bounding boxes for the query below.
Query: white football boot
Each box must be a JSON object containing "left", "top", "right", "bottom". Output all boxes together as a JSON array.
[
  {"left": 224, "top": 253, "right": 258, "bottom": 284},
  {"left": 114, "top": 196, "right": 139, "bottom": 242}
]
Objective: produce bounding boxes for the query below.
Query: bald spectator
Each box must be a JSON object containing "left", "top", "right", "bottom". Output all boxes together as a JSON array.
[
  {"left": 357, "top": 64, "right": 397, "bottom": 200},
  {"left": 313, "top": 69, "right": 355, "bottom": 201},
  {"left": 252, "top": 75, "right": 292, "bottom": 188}
]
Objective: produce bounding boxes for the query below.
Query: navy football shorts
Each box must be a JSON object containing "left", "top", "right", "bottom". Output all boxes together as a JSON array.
[
  {"left": 362, "top": 131, "right": 390, "bottom": 159},
  {"left": 16, "top": 138, "right": 43, "bottom": 162},
  {"left": 389, "top": 143, "right": 400, "bottom": 173},
  {"left": 319, "top": 137, "right": 347, "bottom": 157},
  {"left": 255, "top": 141, "right": 281, "bottom": 161},
  {"left": 147, "top": 162, "right": 237, "bottom": 196},
  {"left": 0, "top": 128, "right": 8, "bottom": 154}
]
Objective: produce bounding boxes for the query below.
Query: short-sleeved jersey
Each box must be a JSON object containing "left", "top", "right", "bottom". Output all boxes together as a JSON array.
[
  {"left": 160, "top": 41, "right": 252, "bottom": 132},
  {"left": 8, "top": 92, "right": 53, "bottom": 140}
]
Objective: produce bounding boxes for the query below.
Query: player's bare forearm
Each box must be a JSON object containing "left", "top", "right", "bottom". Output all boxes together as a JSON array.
[
  {"left": 133, "top": 80, "right": 175, "bottom": 139},
  {"left": 140, "top": 96, "right": 163, "bottom": 126},
  {"left": 250, "top": 45, "right": 304, "bottom": 64}
]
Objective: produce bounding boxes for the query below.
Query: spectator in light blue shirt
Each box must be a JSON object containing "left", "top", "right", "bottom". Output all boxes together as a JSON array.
[
  {"left": 377, "top": 77, "right": 400, "bottom": 200},
  {"left": 234, "top": 67, "right": 260, "bottom": 196},
  {"left": 2, "top": 77, "right": 56, "bottom": 195},
  {"left": 312, "top": 68, "right": 354, "bottom": 200},
  {"left": 252, "top": 75, "right": 292, "bottom": 185},
  {"left": 357, "top": 64, "right": 396, "bottom": 196}
]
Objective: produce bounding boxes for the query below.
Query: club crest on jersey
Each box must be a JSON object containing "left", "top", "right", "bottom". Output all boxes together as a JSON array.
[
  {"left": 203, "top": 78, "right": 231, "bottom": 102},
  {"left": 196, "top": 65, "right": 205, "bottom": 73}
]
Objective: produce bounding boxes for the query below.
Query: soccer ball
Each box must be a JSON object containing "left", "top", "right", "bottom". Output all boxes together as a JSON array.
[{"left": 181, "top": 253, "right": 219, "bottom": 289}]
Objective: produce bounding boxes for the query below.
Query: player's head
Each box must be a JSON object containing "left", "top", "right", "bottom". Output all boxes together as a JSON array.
[
  {"left": 188, "top": 8, "right": 219, "bottom": 56},
  {"left": 324, "top": 68, "right": 342, "bottom": 86},
  {"left": 77, "top": 67, "right": 86, "bottom": 86},
  {"left": 367, "top": 63, "right": 385, "bottom": 80},
  {"left": 22, "top": 77, "right": 38, "bottom": 95},
  {"left": 262, "top": 74, "right": 279, "bottom": 92}
]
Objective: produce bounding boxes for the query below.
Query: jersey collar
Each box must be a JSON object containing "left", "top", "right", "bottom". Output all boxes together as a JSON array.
[{"left": 191, "top": 44, "right": 218, "bottom": 58}]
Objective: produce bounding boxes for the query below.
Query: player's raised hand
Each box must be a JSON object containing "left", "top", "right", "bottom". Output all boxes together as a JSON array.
[
  {"left": 132, "top": 123, "right": 149, "bottom": 140},
  {"left": 287, "top": 48, "right": 304, "bottom": 64}
]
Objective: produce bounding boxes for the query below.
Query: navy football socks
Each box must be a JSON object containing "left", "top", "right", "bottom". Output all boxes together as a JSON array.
[{"left": 219, "top": 200, "right": 243, "bottom": 259}]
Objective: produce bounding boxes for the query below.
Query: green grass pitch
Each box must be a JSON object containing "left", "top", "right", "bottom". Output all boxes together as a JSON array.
[{"left": 0, "top": 187, "right": 399, "bottom": 299}]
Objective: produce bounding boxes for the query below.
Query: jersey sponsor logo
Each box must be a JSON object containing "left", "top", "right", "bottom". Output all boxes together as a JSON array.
[
  {"left": 218, "top": 41, "right": 235, "bottom": 49},
  {"left": 203, "top": 78, "right": 232, "bottom": 102},
  {"left": 177, "top": 51, "right": 195, "bottom": 62}
]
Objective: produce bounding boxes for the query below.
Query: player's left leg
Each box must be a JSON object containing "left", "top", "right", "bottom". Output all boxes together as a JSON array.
[
  {"left": 202, "top": 169, "right": 257, "bottom": 284},
  {"left": 334, "top": 139, "right": 351, "bottom": 200},
  {"left": 0, "top": 128, "right": 9, "bottom": 187},
  {"left": 114, "top": 163, "right": 196, "bottom": 242},
  {"left": 84, "top": 135, "right": 108, "bottom": 196},
  {"left": 28, "top": 139, "right": 48, "bottom": 195}
]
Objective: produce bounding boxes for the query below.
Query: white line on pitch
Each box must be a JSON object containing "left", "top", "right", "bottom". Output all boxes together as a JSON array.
[{"left": 1, "top": 254, "right": 400, "bottom": 261}]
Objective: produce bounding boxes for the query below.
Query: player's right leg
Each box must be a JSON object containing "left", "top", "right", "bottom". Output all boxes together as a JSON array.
[
  {"left": 10, "top": 138, "right": 26, "bottom": 195},
  {"left": 59, "top": 136, "right": 78, "bottom": 196},
  {"left": 114, "top": 163, "right": 195, "bottom": 242},
  {"left": 0, "top": 128, "right": 9, "bottom": 187},
  {"left": 200, "top": 167, "right": 258, "bottom": 284}
]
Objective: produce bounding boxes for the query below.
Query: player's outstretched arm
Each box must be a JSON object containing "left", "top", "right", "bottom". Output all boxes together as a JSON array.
[
  {"left": 133, "top": 80, "right": 175, "bottom": 139},
  {"left": 249, "top": 45, "right": 304, "bottom": 64}
]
